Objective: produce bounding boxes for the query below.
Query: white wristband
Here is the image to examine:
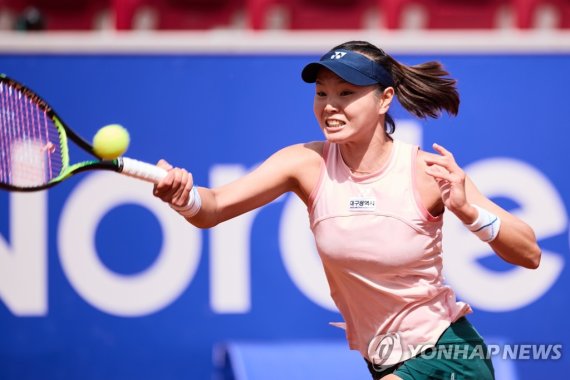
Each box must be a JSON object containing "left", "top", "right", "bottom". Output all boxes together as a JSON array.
[
  {"left": 464, "top": 204, "right": 501, "bottom": 242},
  {"left": 170, "top": 186, "right": 202, "bottom": 218}
]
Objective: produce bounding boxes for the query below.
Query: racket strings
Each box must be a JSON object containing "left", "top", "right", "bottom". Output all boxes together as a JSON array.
[{"left": 0, "top": 81, "right": 63, "bottom": 187}]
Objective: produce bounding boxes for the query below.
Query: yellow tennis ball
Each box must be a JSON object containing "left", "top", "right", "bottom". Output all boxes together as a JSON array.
[{"left": 92, "top": 124, "right": 130, "bottom": 159}]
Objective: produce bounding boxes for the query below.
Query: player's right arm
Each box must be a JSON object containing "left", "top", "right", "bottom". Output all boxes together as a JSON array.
[{"left": 153, "top": 142, "right": 323, "bottom": 228}]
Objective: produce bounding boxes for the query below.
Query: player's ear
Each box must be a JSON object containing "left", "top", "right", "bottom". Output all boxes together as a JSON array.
[{"left": 379, "top": 87, "right": 394, "bottom": 115}]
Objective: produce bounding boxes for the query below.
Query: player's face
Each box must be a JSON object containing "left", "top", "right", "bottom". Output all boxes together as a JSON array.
[{"left": 313, "top": 69, "right": 386, "bottom": 144}]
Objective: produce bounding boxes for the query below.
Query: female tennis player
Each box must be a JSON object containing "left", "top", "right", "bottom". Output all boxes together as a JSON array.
[{"left": 152, "top": 40, "right": 541, "bottom": 380}]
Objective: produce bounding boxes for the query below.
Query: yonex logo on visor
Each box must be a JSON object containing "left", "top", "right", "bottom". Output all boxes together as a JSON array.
[
  {"left": 302, "top": 49, "right": 395, "bottom": 88},
  {"left": 330, "top": 51, "right": 347, "bottom": 59}
]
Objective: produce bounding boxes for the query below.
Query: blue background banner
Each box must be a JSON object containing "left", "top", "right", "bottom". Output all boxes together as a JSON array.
[{"left": 0, "top": 52, "right": 568, "bottom": 379}]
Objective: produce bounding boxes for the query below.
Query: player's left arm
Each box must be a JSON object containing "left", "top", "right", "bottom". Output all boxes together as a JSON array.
[
  {"left": 463, "top": 176, "right": 541, "bottom": 269},
  {"left": 424, "top": 143, "right": 541, "bottom": 269}
]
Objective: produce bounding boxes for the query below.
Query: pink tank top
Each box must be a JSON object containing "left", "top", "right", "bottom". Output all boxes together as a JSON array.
[{"left": 308, "top": 139, "right": 471, "bottom": 365}]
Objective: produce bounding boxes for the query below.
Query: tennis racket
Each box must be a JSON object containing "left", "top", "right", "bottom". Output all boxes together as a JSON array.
[{"left": 0, "top": 74, "right": 168, "bottom": 192}]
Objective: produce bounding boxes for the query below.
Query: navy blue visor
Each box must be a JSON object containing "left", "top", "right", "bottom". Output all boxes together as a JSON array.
[{"left": 302, "top": 49, "right": 394, "bottom": 87}]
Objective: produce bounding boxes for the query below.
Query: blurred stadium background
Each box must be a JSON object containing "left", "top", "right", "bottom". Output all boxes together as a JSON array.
[{"left": 0, "top": 1, "right": 569, "bottom": 379}]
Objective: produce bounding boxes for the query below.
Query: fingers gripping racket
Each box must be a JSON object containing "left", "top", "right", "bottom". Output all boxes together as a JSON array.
[{"left": 0, "top": 74, "right": 168, "bottom": 192}]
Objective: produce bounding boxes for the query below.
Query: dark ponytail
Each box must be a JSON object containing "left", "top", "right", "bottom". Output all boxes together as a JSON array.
[{"left": 332, "top": 41, "right": 460, "bottom": 133}]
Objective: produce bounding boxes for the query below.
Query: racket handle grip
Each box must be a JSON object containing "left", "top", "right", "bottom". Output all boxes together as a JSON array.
[{"left": 120, "top": 157, "right": 168, "bottom": 183}]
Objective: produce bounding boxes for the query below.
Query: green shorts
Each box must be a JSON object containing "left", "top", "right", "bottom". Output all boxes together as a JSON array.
[{"left": 366, "top": 317, "right": 495, "bottom": 380}]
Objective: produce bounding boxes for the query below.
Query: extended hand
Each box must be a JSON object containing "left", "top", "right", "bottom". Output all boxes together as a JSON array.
[{"left": 153, "top": 159, "right": 194, "bottom": 208}]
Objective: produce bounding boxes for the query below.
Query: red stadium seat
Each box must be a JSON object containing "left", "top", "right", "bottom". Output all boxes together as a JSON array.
[
  {"left": 248, "top": 0, "right": 376, "bottom": 30},
  {"left": 115, "top": 0, "right": 245, "bottom": 30},
  {"left": 380, "top": 0, "right": 508, "bottom": 29},
  {"left": 514, "top": 0, "right": 570, "bottom": 28},
  {"left": 5, "top": 0, "right": 110, "bottom": 30}
]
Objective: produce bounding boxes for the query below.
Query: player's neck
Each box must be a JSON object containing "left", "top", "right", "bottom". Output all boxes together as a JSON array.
[{"left": 340, "top": 138, "right": 393, "bottom": 175}]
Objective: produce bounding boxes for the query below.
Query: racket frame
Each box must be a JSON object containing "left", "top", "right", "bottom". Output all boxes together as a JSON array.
[{"left": 0, "top": 74, "right": 128, "bottom": 192}]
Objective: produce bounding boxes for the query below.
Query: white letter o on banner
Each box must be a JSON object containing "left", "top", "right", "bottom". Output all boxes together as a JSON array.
[{"left": 58, "top": 172, "right": 201, "bottom": 317}]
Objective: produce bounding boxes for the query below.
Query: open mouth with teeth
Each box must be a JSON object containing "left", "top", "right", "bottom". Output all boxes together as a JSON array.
[{"left": 325, "top": 119, "right": 346, "bottom": 130}]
